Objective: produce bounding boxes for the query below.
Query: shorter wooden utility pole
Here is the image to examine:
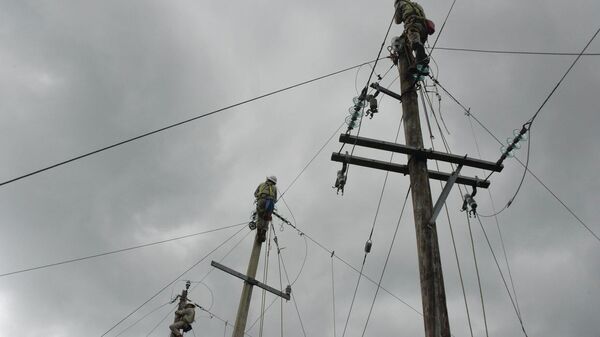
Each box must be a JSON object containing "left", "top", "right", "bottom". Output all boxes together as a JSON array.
[
  {"left": 212, "top": 222, "right": 290, "bottom": 337},
  {"left": 169, "top": 280, "right": 191, "bottom": 336}
]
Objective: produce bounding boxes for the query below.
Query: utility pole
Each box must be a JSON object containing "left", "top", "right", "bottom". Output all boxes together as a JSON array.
[
  {"left": 398, "top": 45, "right": 450, "bottom": 337},
  {"left": 332, "top": 31, "right": 501, "bottom": 337},
  {"left": 212, "top": 221, "right": 290, "bottom": 337},
  {"left": 231, "top": 232, "right": 263, "bottom": 337}
]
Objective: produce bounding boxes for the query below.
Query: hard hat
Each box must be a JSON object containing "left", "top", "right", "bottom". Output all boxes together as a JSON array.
[{"left": 267, "top": 176, "right": 277, "bottom": 184}]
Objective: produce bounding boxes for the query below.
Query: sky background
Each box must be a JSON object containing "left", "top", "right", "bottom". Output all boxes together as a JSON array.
[{"left": 0, "top": 0, "right": 599, "bottom": 337}]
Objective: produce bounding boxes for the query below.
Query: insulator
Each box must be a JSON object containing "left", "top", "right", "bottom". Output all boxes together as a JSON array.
[
  {"left": 345, "top": 115, "right": 357, "bottom": 128},
  {"left": 364, "top": 239, "right": 372, "bottom": 253},
  {"left": 500, "top": 145, "right": 515, "bottom": 158},
  {"left": 506, "top": 137, "right": 522, "bottom": 149},
  {"left": 285, "top": 285, "right": 292, "bottom": 295},
  {"left": 347, "top": 106, "right": 363, "bottom": 117},
  {"left": 513, "top": 129, "right": 529, "bottom": 141},
  {"left": 352, "top": 99, "right": 365, "bottom": 108}
]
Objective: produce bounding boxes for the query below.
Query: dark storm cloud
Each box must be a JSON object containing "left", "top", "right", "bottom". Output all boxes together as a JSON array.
[{"left": 0, "top": 0, "right": 598, "bottom": 336}]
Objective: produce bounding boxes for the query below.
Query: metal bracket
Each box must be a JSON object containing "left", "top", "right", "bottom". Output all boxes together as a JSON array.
[
  {"left": 211, "top": 261, "right": 290, "bottom": 300},
  {"left": 429, "top": 164, "right": 463, "bottom": 226},
  {"left": 370, "top": 83, "right": 405, "bottom": 102}
]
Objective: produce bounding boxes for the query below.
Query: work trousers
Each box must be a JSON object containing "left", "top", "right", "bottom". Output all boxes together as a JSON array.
[
  {"left": 404, "top": 20, "right": 427, "bottom": 63},
  {"left": 169, "top": 321, "right": 189, "bottom": 337}
]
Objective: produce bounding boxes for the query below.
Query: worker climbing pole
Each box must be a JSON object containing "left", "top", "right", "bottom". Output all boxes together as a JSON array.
[
  {"left": 169, "top": 281, "right": 196, "bottom": 337},
  {"left": 252, "top": 176, "right": 278, "bottom": 242},
  {"left": 393, "top": 0, "right": 435, "bottom": 81}
]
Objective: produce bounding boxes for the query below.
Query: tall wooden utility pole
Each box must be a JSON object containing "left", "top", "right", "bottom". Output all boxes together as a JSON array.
[
  {"left": 398, "top": 47, "right": 450, "bottom": 337},
  {"left": 333, "top": 37, "right": 501, "bottom": 337}
]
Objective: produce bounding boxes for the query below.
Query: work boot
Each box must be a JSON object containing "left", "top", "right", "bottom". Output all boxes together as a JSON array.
[{"left": 257, "top": 229, "right": 266, "bottom": 243}]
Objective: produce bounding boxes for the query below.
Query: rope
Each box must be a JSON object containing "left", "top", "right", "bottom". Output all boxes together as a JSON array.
[
  {"left": 277, "top": 234, "right": 285, "bottom": 337},
  {"left": 465, "top": 214, "right": 489, "bottom": 337},
  {"left": 421, "top": 87, "right": 474, "bottom": 337},
  {"left": 331, "top": 252, "right": 337, "bottom": 337},
  {"left": 360, "top": 187, "right": 411, "bottom": 337},
  {"left": 466, "top": 114, "right": 522, "bottom": 318},
  {"left": 475, "top": 216, "right": 529, "bottom": 337},
  {"left": 281, "top": 222, "right": 422, "bottom": 316},
  {"left": 258, "top": 229, "right": 272, "bottom": 337},
  {"left": 101, "top": 225, "right": 247, "bottom": 336},
  {"left": 275, "top": 237, "right": 308, "bottom": 337},
  {"left": 341, "top": 107, "right": 404, "bottom": 337}
]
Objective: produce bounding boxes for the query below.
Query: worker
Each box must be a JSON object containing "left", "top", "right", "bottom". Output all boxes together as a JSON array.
[
  {"left": 254, "top": 176, "right": 278, "bottom": 242},
  {"left": 169, "top": 303, "right": 196, "bottom": 337},
  {"left": 393, "top": 0, "right": 435, "bottom": 77}
]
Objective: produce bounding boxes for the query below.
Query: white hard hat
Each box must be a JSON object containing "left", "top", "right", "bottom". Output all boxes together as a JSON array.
[{"left": 267, "top": 176, "right": 277, "bottom": 184}]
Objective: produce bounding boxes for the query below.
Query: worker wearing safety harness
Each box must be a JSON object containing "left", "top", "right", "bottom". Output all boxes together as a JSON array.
[
  {"left": 254, "top": 176, "right": 278, "bottom": 242},
  {"left": 393, "top": 0, "right": 435, "bottom": 77},
  {"left": 169, "top": 303, "right": 196, "bottom": 337}
]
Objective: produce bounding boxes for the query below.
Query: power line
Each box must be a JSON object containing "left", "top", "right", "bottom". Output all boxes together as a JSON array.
[
  {"left": 421, "top": 87, "right": 474, "bottom": 337},
  {"left": 475, "top": 216, "right": 529, "bottom": 337},
  {"left": 432, "top": 46, "right": 600, "bottom": 56},
  {"left": 360, "top": 187, "right": 410, "bottom": 337},
  {"left": 428, "top": 0, "right": 457, "bottom": 55},
  {"left": 466, "top": 113, "right": 523, "bottom": 318},
  {"left": 282, "top": 221, "right": 422, "bottom": 316},
  {"left": 527, "top": 27, "right": 600, "bottom": 125},
  {"left": 145, "top": 229, "right": 252, "bottom": 336},
  {"left": 0, "top": 222, "right": 246, "bottom": 279},
  {"left": 465, "top": 214, "right": 490, "bottom": 337},
  {"left": 100, "top": 225, "right": 247, "bottom": 336},
  {"left": 0, "top": 58, "right": 385, "bottom": 189},
  {"left": 429, "top": 76, "right": 600, "bottom": 243}
]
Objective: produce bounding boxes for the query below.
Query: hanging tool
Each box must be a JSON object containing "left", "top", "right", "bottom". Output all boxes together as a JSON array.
[{"left": 333, "top": 152, "right": 349, "bottom": 195}]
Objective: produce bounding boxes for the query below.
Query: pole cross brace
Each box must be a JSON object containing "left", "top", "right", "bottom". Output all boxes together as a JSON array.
[
  {"left": 429, "top": 164, "right": 462, "bottom": 226},
  {"left": 211, "top": 261, "right": 291, "bottom": 300},
  {"left": 331, "top": 152, "right": 490, "bottom": 188},
  {"left": 370, "top": 83, "right": 405, "bottom": 102},
  {"left": 338, "top": 133, "right": 503, "bottom": 172}
]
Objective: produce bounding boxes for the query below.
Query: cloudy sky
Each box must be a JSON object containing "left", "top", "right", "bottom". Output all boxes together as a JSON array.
[{"left": 0, "top": 0, "right": 599, "bottom": 336}]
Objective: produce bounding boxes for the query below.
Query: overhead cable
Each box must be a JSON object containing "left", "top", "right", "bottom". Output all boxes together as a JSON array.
[
  {"left": 476, "top": 216, "right": 529, "bottom": 337},
  {"left": 433, "top": 46, "right": 600, "bottom": 56},
  {"left": 360, "top": 187, "right": 411, "bottom": 337},
  {"left": 0, "top": 222, "right": 246, "bottom": 278},
  {"left": 527, "top": 27, "right": 600, "bottom": 125},
  {"left": 428, "top": 0, "right": 457, "bottom": 55},
  {"left": 100, "top": 225, "right": 247, "bottom": 336},
  {"left": 0, "top": 58, "right": 385, "bottom": 189},
  {"left": 281, "top": 221, "right": 422, "bottom": 316},
  {"left": 146, "top": 229, "right": 252, "bottom": 336},
  {"left": 429, "top": 77, "right": 600, "bottom": 243}
]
